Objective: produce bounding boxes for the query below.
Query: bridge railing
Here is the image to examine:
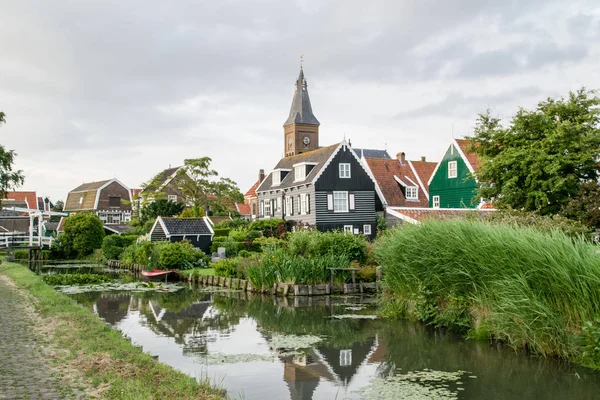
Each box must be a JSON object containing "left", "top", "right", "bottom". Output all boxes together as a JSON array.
[{"left": 0, "top": 233, "right": 56, "bottom": 248}]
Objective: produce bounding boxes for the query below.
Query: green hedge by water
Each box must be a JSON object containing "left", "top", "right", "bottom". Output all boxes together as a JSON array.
[{"left": 375, "top": 219, "right": 600, "bottom": 366}]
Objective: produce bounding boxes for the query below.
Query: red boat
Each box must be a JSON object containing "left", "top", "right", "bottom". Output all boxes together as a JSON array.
[{"left": 141, "top": 269, "right": 178, "bottom": 282}]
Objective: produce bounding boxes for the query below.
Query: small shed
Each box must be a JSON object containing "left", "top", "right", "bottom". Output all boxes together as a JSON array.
[{"left": 150, "top": 216, "right": 214, "bottom": 254}]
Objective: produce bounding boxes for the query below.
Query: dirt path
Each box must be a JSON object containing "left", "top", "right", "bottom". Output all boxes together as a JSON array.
[{"left": 0, "top": 275, "right": 90, "bottom": 399}]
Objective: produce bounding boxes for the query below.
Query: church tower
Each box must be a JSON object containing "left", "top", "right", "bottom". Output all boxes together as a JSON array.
[{"left": 283, "top": 67, "right": 320, "bottom": 157}]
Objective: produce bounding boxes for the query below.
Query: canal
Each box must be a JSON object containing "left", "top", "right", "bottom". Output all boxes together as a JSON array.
[{"left": 69, "top": 286, "right": 600, "bottom": 399}]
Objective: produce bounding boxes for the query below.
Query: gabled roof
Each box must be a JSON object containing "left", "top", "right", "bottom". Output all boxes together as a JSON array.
[
  {"left": 257, "top": 143, "right": 340, "bottom": 192},
  {"left": 365, "top": 158, "right": 436, "bottom": 207},
  {"left": 354, "top": 148, "right": 391, "bottom": 159},
  {"left": 245, "top": 180, "right": 261, "bottom": 198},
  {"left": 155, "top": 217, "right": 214, "bottom": 236},
  {"left": 454, "top": 139, "right": 481, "bottom": 172},
  {"left": 141, "top": 167, "right": 183, "bottom": 195},
  {"left": 236, "top": 202, "right": 251, "bottom": 215},
  {"left": 104, "top": 224, "right": 135, "bottom": 235},
  {"left": 207, "top": 216, "right": 232, "bottom": 226},
  {"left": 65, "top": 178, "right": 130, "bottom": 212},
  {"left": 284, "top": 67, "right": 320, "bottom": 126},
  {"left": 5, "top": 191, "right": 37, "bottom": 209}
]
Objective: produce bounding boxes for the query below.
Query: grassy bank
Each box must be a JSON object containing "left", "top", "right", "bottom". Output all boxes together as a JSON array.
[
  {"left": 375, "top": 219, "right": 600, "bottom": 368},
  {"left": 0, "top": 261, "right": 225, "bottom": 400}
]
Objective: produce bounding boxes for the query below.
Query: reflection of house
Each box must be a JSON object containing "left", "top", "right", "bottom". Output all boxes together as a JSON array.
[
  {"left": 95, "top": 294, "right": 132, "bottom": 325},
  {"left": 64, "top": 178, "right": 132, "bottom": 224},
  {"left": 149, "top": 216, "right": 214, "bottom": 253}
]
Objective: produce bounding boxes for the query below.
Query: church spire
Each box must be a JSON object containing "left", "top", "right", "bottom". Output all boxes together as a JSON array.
[{"left": 283, "top": 66, "right": 320, "bottom": 127}]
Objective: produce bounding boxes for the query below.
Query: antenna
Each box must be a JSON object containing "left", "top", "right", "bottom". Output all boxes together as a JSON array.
[{"left": 300, "top": 54, "right": 304, "bottom": 68}]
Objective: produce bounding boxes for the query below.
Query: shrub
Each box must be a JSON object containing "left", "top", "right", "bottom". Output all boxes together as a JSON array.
[
  {"left": 157, "top": 241, "right": 199, "bottom": 269},
  {"left": 246, "top": 230, "right": 261, "bottom": 241},
  {"left": 249, "top": 218, "right": 286, "bottom": 237},
  {"left": 213, "top": 258, "right": 241, "bottom": 278},
  {"left": 238, "top": 249, "right": 251, "bottom": 258},
  {"left": 357, "top": 266, "right": 377, "bottom": 282},
  {"left": 221, "top": 236, "right": 239, "bottom": 258},
  {"left": 42, "top": 273, "right": 113, "bottom": 286},
  {"left": 214, "top": 218, "right": 250, "bottom": 229},
  {"left": 483, "top": 210, "right": 591, "bottom": 239},
  {"left": 287, "top": 230, "right": 368, "bottom": 263},
  {"left": 213, "top": 228, "right": 231, "bottom": 237},
  {"left": 253, "top": 236, "right": 285, "bottom": 251},
  {"left": 101, "top": 234, "right": 138, "bottom": 261},
  {"left": 375, "top": 219, "right": 600, "bottom": 362},
  {"left": 229, "top": 227, "right": 248, "bottom": 241},
  {"left": 60, "top": 213, "right": 105, "bottom": 258},
  {"left": 13, "top": 249, "right": 29, "bottom": 264}
]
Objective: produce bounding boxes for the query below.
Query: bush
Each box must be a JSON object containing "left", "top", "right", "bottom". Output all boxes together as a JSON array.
[
  {"left": 157, "top": 241, "right": 199, "bottom": 269},
  {"left": 213, "top": 228, "right": 231, "bottom": 237},
  {"left": 246, "top": 230, "right": 261, "bottom": 241},
  {"left": 483, "top": 210, "right": 591, "bottom": 238},
  {"left": 375, "top": 219, "right": 600, "bottom": 362},
  {"left": 253, "top": 236, "right": 285, "bottom": 251},
  {"left": 287, "top": 230, "right": 368, "bottom": 263},
  {"left": 213, "top": 258, "right": 241, "bottom": 278},
  {"left": 60, "top": 213, "right": 105, "bottom": 258},
  {"left": 102, "top": 234, "right": 138, "bottom": 261},
  {"left": 42, "top": 273, "right": 113, "bottom": 286},
  {"left": 220, "top": 236, "right": 239, "bottom": 258},
  {"left": 238, "top": 249, "right": 251, "bottom": 258},
  {"left": 229, "top": 227, "right": 248, "bottom": 242},
  {"left": 214, "top": 218, "right": 250, "bottom": 229},
  {"left": 357, "top": 266, "right": 377, "bottom": 282},
  {"left": 13, "top": 249, "right": 29, "bottom": 264},
  {"left": 249, "top": 218, "right": 286, "bottom": 237}
]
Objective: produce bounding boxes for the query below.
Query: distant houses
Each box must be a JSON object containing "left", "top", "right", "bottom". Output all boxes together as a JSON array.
[
  {"left": 64, "top": 178, "right": 132, "bottom": 224},
  {"left": 149, "top": 216, "right": 214, "bottom": 254}
]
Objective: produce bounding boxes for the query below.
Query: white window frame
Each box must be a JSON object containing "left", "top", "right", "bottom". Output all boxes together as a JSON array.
[
  {"left": 286, "top": 196, "right": 292, "bottom": 216},
  {"left": 294, "top": 165, "right": 306, "bottom": 181},
  {"left": 339, "top": 163, "right": 351, "bottom": 179},
  {"left": 276, "top": 197, "right": 282, "bottom": 213},
  {"left": 405, "top": 186, "right": 418, "bottom": 200},
  {"left": 333, "top": 191, "right": 349, "bottom": 213},
  {"left": 448, "top": 161, "right": 458, "bottom": 179},
  {"left": 340, "top": 349, "right": 352, "bottom": 366},
  {"left": 167, "top": 195, "right": 178, "bottom": 202},
  {"left": 363, "top": 224, "right": 372, "bottom": 235},
  {"left": 300, "top": 193, "right": 307, "bottom": 215},
  {"left": 433, "top": 195, "right": 440, "bottom": 208},
  {"left": 272, "top": 171, "right": 281, "bottom": 186},
  {"left": 264, "top": 200, "right": 271, "bottom": 217},
  {"left": 343, "top": 225, "right": 353, "bottom": 234}
]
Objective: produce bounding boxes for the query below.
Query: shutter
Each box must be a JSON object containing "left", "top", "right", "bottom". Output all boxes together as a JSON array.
[
  {"left": 349, "top": 193, "right": 355, "bottom": 210},
  {"left": 260, "top": 200, "right": 264, "bottom": 217},
  {"left": 297, "top": 195, "right": 301, "bottom": 215},
  {"left": 307, "top": 194, "right": 310, "bottom": 214},
  {"left": 291, "top": 197, "right": 294, "bottom": 216},
  {"left": 327, "top": 193, "right": 333, "bottom": 210},
  {"left": 271, "top": 199, "right": 275, "bottom": 217}
]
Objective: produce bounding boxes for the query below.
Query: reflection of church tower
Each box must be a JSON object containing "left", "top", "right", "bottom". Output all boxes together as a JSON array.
[{"left": 284, "top": 67, "right": 320, "bottom": 157}]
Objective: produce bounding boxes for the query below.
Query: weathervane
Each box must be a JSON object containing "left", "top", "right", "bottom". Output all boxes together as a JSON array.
[{"left": 300, "top": 54, "right": 304, "bottom": 68}]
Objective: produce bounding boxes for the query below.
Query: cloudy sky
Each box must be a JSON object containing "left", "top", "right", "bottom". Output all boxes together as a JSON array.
[{"left": 1, "top": 0, "right": 599, "bottom": 201}]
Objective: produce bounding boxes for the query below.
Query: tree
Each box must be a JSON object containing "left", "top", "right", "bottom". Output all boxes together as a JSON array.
[
  {"left": 469, "top": 88, "right": 600, "bottom": 215},
  {"left": 52, "top": 199, "right": 64, "bottom": 212},
  {"left": 562, "top": 181, "right": 600, "bottom": 229},
  {"left": 0, "top": 112, "right": 25, "bottom": 205},
  {"left": 176, "top": 157, "right": 243, "bottom": 217},
  {"left": 60, "top": 213, "right": 105, "bottom": 258},
  {"left": 140, "top": 199, "right": 185, "bottom": 224}
]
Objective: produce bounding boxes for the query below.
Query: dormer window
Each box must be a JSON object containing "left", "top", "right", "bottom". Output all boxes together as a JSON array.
[
  {"left": 109, "top": 196, "right": 121, "bottom": 208},
  {"left": 79, "top": 196, "right": 83, "bottom": 205},
  {"left": 448, "top": 161, "right": 457, "bottom": 178},
  {"left": 272, "top": 171, "right": 281, "bottom": 186},
  {"left": 406, "top": 186, "right": 418, "bottom": 200},
  {"left": 339, "top": 163, "right": 351, "bottom": 178},
  {"left": 294, "top": 165, "right": 306, "bottom": 181}
]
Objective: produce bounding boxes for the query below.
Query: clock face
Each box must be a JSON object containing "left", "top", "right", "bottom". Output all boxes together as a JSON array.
[
  {"left": 303, "top": 136, "right": 310, "bottom": 145},
  {"left": 288, "top": 137, "right": 293, "bottom": 149}
]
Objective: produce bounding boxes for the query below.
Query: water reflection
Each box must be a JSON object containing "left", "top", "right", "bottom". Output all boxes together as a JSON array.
[{"left": 70, "top": 289, "right": 600, "bottom": 400}]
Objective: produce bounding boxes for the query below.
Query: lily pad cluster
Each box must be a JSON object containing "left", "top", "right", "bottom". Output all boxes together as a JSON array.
[
  {"left": 54, "top": 282, "right": 184, "bottom": 294},
  {"left": 355, "top": 369, "right": 469, "bottom": 400},
  {"left": 269, "top": 334, "right": 323, "bottom": 352}
]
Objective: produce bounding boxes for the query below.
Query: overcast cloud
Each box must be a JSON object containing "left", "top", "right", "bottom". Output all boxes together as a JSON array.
[{"left": 1, "top": 0, "right": 599, "bottom": 201}]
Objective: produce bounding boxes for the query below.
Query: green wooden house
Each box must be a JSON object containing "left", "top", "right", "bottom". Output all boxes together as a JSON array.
[{"left": 427, "top": 139, "right": 482, "bottom": 209}]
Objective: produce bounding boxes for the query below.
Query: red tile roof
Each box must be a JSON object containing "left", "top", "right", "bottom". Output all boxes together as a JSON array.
[
  {"left": 245, "top": 179, "right": 261, "bottom": 198},
  {"left": 455, "top": 139, "right": 481, "bottom": 172},
  {"left": 131, "top": 188, "right": 142, "bottom": 198},
  {"left": 388, "top": 207, "right": 496, "bottom": 224},
  {"left": 365, "top": 158, "right": 434, "bottom": 207},
  {"left": 5, "top": 191, "right": 37, "bottom": 209},
  {"left": 236, "top": 202, "right": 251, "bottom": 215}
]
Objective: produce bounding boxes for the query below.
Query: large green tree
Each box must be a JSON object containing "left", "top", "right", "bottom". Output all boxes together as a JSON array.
[
  {"left": 0, "top": 112, "right": 25, "bottom": 205},
  {"left": 140, "top": 199, "right": 185, "bottom": 224},
  {"left": 60, "top": 213, "right": 105, "bottom": 258},
  {"left": 469, "top": 88, "right": 600, "bottom": 215},
  {"left": 176, "top": 157, "right": 243, "bottom": 216}
]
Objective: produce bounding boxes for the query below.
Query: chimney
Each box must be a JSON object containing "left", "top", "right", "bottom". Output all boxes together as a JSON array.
[
  {"left": 396, "top": 152, "right": 406, "bottom": 163},
  {"left": 258, "top": 169, "right": 265, "bottom": 182},
  {"left": 421, "top": 156, "right": 426, "bottom": 162}
]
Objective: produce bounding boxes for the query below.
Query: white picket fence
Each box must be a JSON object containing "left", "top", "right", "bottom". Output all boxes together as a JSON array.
[{"left": 0, "top": 233, "right": 55, "bottom": 248}]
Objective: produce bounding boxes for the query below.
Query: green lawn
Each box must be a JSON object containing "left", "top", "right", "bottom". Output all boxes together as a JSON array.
[{"left": 0, "top": 262, "right": 226, "bottom": 399}]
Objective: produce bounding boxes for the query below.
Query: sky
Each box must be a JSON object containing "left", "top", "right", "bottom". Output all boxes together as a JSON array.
[{"left": 1, "top": 0, "right": 599, "bottom": 202}]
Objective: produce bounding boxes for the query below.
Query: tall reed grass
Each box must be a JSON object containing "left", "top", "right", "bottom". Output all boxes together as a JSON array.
[{"left": 375, "top": 219, "right": 600, "bottom": 365}]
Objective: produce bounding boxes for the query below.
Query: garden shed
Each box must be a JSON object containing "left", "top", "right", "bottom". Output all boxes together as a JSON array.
[{"left": 150, "top": 216, "right": 214, "bottom": 253}]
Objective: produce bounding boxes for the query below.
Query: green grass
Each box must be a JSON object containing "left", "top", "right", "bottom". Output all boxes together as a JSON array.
[
  {"left": 375, "top": 219, "right": 600, "bottom": 367},
  {"left": 0, "top": 262, "right": 226, "bottom": 399}
]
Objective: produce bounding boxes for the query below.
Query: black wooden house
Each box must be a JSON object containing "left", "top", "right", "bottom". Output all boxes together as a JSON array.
[{"left": 150, "top": 216, "right": 214, "bottom": 254}]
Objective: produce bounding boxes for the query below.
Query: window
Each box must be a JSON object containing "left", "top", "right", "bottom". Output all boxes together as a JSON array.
[
  {"left": 339, "top": 163, "right": 351, "bottom": 178},
  {"left": 448, "top": 161, "right": 457, "bottom": 178},
  {"left": 333, "top": 191, "right": 349, "bottom": 212},
  {"left": 343, "top": 225, "right": 353, "bottom": 234},
  {"left": 433, "top": 195, "right": 440, "bottom": 208},
  {"left": 276, "top": 197, "right": 282, "bottom": 213},
  {"left": 406, "top": 186, "right": 418, "bottom": 200},
  {"left": 251, "top": 203, "right": 257, "bottom": 216},
  {"left": 167, "top": 195, "right": 178, "bottom": 202},
  {"left": 340, "top": 349, "right": 352, "bottom": 367},
  {"left": 363, "top": 224, "right": 372, "bottom": 235},
  {"left": 79, "top": 196, "right": 83, "bottom": 205},
  {"left": 286, "top": 196, "right": 292, "bottom": 216},
  {"left": 300, "top": 193, "right": 306, "bottom": 215},
  {"left": 264, "top": 200, "right": 271, "bottom": 217},
  {"left": 272, "top": 171, "right": 281, "bottom": 186},
  {"left": 294, "top": 165, "right": 306, "bottom": 181},
  {"left": 109, "top": 196, "right": 121, "bottom": 208}
]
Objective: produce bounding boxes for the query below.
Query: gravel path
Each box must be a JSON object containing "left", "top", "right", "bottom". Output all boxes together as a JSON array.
[{"left": 0, "top": 275, "right": 88, "bottom": 399}]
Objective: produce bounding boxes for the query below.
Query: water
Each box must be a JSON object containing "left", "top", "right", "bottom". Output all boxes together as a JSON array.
[{"left": 70, "top": 287, "right": 600, "bottom": 400}]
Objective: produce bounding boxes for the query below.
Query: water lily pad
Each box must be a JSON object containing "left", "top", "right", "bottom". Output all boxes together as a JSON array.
[
  {"left": 56, "top": 282, "right": 184, "bottom": 294},
  {"left": 269, "top": 334, "right": 322, "bottom": 351},
  {"left": 330, "top": 314, "right": 378, "bottom": 320},
  {"left": 198, "top": 352, "right": 275, "bottom": 364}
]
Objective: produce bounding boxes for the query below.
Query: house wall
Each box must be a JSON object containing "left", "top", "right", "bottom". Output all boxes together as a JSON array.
[
  {"left": 314, "top": 147, "right": 375, "bottom": 192},
  {"left": 0, "top": 217, "right": 30, "bottom": 233},
  {"left": 169, "top": 235, "right": 212, "bottom": 254},
  {"left": 98, "top": 182, "right": 132, "bottom": 211},
  {"left": 428, "top": 144, "right": 478, "bottom": 208}
]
